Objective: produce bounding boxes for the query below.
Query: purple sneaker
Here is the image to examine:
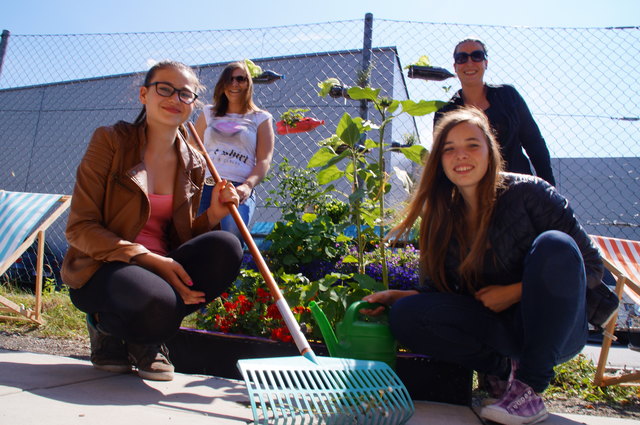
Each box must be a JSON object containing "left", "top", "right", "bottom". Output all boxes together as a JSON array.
[
  {"left": 481, "top": 359, "right": 518, "bottom": 405},
  {"left": 485, "top": 373, "right": 509, "bottom": 398},
  {"left": 480, "top": 378, "right": 548, "bottom": 425}
]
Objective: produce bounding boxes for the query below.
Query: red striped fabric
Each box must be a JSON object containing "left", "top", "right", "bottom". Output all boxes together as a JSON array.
[{"left": 591, "top": 235, "right": 640, "bottom": 305}]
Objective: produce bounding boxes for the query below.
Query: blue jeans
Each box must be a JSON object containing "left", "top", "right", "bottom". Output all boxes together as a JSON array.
[
  {"left": 390, "top": 230, "right": 587, "bottom": 392},
  {"left": 199, "top": 181, "right": 256, "bottom": 241}
]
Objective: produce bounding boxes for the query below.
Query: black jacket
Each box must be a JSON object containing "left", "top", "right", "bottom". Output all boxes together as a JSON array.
[
  {"left": 421, "top": 173, "right": 602, "bottom": 294},
  {"left": 434, "top": 84, "right": 556, "bottom": 186}
]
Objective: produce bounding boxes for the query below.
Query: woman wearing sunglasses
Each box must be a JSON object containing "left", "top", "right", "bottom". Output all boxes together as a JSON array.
[
  {"left": 194, "top": 61, "right": 275, "bottom": 240},
  {"left": 62, "top": 61, "right": 243, "bottom": 381},
  {"left": 435, "top": 38, "right": 556, "bottom": 186}
]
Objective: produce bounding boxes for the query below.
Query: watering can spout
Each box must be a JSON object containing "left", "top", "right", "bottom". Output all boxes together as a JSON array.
[{"left": 308, "top": 301, "right": 341, "bottom": 357}]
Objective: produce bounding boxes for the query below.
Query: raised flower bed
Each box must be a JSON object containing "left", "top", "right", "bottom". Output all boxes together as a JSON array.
[
  {"left": 166, "top": 327, "right": 473, "bottom": 406},
  {"left": 167, "top": 248, "right": 473, "bottom": 406}
]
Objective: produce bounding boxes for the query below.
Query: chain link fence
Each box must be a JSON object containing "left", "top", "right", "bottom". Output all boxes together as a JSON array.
[{"left": 0, "top": 17, "right": 638, "bottom": 284}]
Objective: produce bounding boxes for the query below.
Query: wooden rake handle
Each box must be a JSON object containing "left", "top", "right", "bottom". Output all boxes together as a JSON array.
[{"left": 187, "top": 122, "right": 315, "bottom": 359}]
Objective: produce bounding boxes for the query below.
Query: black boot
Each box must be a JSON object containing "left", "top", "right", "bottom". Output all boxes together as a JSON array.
[
  {"left": 127, "top": 343, "right": 174, "bottom": 381},
  {"left": 86, "top": 314, "right": 130, "bottom": 373}
]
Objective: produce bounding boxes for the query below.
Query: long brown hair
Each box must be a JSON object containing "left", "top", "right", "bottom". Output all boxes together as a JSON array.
[
  {"left": 387, "top": 107, "right": 505, "bottom": 292},
  {"left": 212, "top": 61, "right": 259, "bottom": 117}
]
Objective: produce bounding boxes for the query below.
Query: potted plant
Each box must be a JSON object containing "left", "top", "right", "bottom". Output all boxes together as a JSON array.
[
  {"left": 406, "top": 55, "right": 455, "bottom": 81},
  {"left": 317, "top": 77, "right": 352, "bottom": 100},
  {"left": 276, "top": 108, "right": 325, "bottom": 135},
  {"left": 244, "top": 58, "right": 284, "bottom": 84}
]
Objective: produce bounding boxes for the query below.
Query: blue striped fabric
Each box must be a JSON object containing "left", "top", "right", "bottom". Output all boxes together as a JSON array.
[{"left": 0, "top": 191, "right": 62, "bottom": 265}]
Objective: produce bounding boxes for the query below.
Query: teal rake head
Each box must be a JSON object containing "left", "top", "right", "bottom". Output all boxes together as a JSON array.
[{"left": 238, "top": 355, "right": 414, "bottom": 425}]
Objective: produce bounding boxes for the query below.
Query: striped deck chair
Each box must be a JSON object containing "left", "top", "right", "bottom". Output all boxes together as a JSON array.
[
  {"left": 0, "top": 190, "right": 71, "bottom": 325},
  {"left": 590, "top": 235, "right": 640, "bottom": 386}
]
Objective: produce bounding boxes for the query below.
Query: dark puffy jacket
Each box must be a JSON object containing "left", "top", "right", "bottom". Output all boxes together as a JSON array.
[
  {"left": 434, "top": 84, "right": 556, "bottom": 186},
  {"left": 423, "top": 173, "right": 603, "bottom": 294}
]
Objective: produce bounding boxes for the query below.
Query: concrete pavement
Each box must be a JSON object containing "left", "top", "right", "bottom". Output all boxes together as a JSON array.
[{"left": 0, "top": 347, "right": 638, "bottom": 424}]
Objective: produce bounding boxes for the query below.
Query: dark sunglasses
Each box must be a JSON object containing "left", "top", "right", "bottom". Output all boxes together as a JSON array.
[
  {"left": 228, "top": 75, "right": 248, "bottom": 83},
  {"left": 146, "top": 81, "right": 198, "bottom": 104},
  {"left": 453, "top": 50, "right": 487, "bottom": 64}
]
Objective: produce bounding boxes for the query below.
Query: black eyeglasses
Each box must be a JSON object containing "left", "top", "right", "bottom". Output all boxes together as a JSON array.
[
  {"left": 228, "top": 75, "right": 248, "bottom": 84},
  {"left": 453, "top": 50, "right": 487, "bottom": 64},
  {"left": 146, "top": 82, "right": 198, "bottom": 104}
]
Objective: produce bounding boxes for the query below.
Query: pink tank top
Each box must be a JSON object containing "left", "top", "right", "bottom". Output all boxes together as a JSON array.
[{"left": 134, "top": 194, "right": 173, "bottom": 256}]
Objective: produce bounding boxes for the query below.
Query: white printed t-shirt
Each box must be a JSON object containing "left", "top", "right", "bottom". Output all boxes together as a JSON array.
[{"left": 202, "top": 105, "right": 272, "bottom": 182}]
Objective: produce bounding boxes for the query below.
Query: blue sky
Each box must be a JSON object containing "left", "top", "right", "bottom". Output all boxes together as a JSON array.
[{"left": 1, "top": 0, "right": 638, "bottom": 34}]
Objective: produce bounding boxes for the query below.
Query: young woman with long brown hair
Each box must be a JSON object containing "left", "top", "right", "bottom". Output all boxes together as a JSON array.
[
  {"left": 362, "top": 107, "right": 602, "bottom": 425},
  {"left": 63, "top": 61, "right": 243, "bottom": 382},
  {"left": 194, "top": 61, "right": 275, "bottom": 240}
]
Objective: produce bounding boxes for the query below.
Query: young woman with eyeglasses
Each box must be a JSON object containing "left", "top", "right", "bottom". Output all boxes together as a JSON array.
[
  {"left": 194, "top": 61, "right": 275, "bottom": 240},
  {"left": 62, "top": 60, "right": 243, "bottom": 381},
  {"left": 361, "top": 107, "right": 602, "bottom": 425},
  {"left": 434, "top": 38, "right": 556, "bottom": 186}
]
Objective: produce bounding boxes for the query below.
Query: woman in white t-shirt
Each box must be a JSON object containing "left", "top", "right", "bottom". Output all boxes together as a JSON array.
[{"left": 195, "top": 61, "right": 275, "bottom": 240}]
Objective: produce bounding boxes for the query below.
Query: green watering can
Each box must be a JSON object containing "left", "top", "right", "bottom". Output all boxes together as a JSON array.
[{"left": 309, "top": 300, "right": 397, "bottom": 369}]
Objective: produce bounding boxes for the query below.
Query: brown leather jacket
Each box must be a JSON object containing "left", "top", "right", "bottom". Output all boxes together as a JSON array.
[{"left": 62, "top": 121, "right": 211, "bottom": 289}]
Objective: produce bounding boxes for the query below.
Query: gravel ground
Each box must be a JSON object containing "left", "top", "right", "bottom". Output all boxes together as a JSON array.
[{"left": 1, "top": 332, "right": 638, "bottom": 419}]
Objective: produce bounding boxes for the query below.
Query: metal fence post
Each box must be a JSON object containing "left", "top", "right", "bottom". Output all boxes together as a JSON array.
[
  {"left": 0, "top": 30, "right": 10, "bottom": 81},
  {"left": 360, "top": 13, "right": 373, "bottom": 120}
]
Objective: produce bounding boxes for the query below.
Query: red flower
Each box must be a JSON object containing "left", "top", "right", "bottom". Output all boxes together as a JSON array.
[
  {"left": 266, "top": 303, "right": 282, "bottom": 319},
  {"left": 292, "top": 306, "right": 310, "bottom": 315},
  {"left": 271, "top": 326, "right": 293, "bottom": 342},
  {"left": 214, "top": 314, "right": 234, "bottom": 333},
  {"left": 223, "top": 301, "right": 237, "bottom": 313},
  {"left": 256, "top": 287, "right": 271, "bottom": 303}
]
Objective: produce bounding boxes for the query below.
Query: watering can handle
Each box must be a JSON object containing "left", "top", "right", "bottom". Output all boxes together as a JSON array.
[{"left": 344, "top": 300, "right": 389, "bottom": 324}]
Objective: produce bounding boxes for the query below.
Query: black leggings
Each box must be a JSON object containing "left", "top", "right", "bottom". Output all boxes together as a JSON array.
[{"left": 70, "top": 231, "right": 243, "bottom": 344}]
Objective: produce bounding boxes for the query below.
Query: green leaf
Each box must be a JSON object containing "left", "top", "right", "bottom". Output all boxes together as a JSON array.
[
  {"left": 404, "top": 55, "right": 431, "bottom": 68},
  {"left": 360, "top": 209, "right": 378, "bottom": 226},
  {"left": 386, "top": 100, "right": 401, "bottom": 114},
  {"left": 317, "top": 78, "right": 341, "bottom": 97},
  {"left": 353, "top": 117, "right": 378, "bottom": 131},
  {"left": 307, "top": 147, "right": 337, "bottom": 168},
  {"left": 400, "top": 100, "right": 447, "bottom": 116},
  {"left": 301, "top": 213, "right": 317, "bottom": 223},
  {"left": 348, "top": 187, "right": 367, "bottom": 204},
  {"left": 283, "top": 254, "right": 298, "bottom": 265},
  {"left": 352, "top": 117, "right": 376, "bottom": 132},
  {"left": 244, "top": 59, "right": 263, "bottom": 78},
  {"left": 341, "top": 254, "right": 359, "bottom": 263},
  {"left": 352, "top": 274, "right": 386, "bottom": 291},
  {"left": 345, "top": 161, "right": 355, "bottom": 183},
  {"left": 336, "top": 113, "right": 362, "bottom": 146},
  {"left": 347, "top": 86, "right": 380, "bottom": 101},
  {"left": 324, "top": 149, "right": 350, "bottom": 168},
  {"left": 317, "top": 165, "right": 344, "bottom": 184},
  {"left": 336, "top": 234, "right": 352, "bottom": 242},
  {"left": 363, "top": 138, "right": 378, "bottom": 149},
  {"left": 398, "top": 144, "right": 427, "bottom": 164}
]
